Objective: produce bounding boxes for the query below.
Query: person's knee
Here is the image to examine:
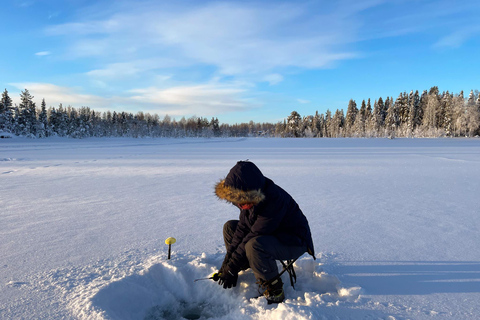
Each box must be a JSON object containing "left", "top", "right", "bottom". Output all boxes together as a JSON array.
[
  {"left": 223, "top": 220, "right": 237, "bottom": 234},
  {"left": 245, "top": 236, "right": 269, "bottom": 256}
]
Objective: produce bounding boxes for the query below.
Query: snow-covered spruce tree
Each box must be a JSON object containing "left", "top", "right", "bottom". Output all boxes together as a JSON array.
[
  {"left": 406, "top": 92, "right": 414, "bottom": 137},
  {"left": 353, "top": 100, "right": 366, "bottom": 137},
  {"left": 466, "top": 90, "right": 480, "bottom": 137},
  {"left": 421, "top": 87, "right": 441, "bottom": 137},
  {"left": 344, "top": 99, "right": 357, "bottom": 137},
  {"left": 48, "top": 107, "right": 57, "bottom": 136},
  {"left": 323, "top": 109, "right": 332, "bottom": 137},
  {"left": 364, "top": 98, "right": 375, "bottom": 137},
  {"left": 55, "top": 104, "right": 68, "bottom": 137},
  {"left": 372, "top": 99, "right": 380, "bottom": 136},
  {"left": 287, "top": 111, "right": 302, "bottom": 137},
  {"left": 397, "top": 92, "right": 410, "bottom": 135},
  {"left": 0, "top": 88, "right": 14, "bottom": 133},
  {"left": 274, "top": 120, "right": 286, "bottom": 137},
  {"left": 452, "top": 91, "right": 466, "bottom": 137},
  {"left": 442, "top": 92, "right": 454, "bottom": 137},
  {"left": 385, "top": 97, "right": 399, "bottom": 138},
  {"left": 210, "top": 117, "right": 221, "bottom": 137},
  {"left": 37, "top": 99, "right": 48, "bottom": 138},
  {"left": 407, "top": 90, "right": 421, "bottom": 137},
  {"left": 311, "top": 111, "right": 322, "bottom": 137},
  {"left": 475, "top": 95, "right": 480, "bottom": 136},
  {"left": 382, "top": 97, "right": 392, "bottom": 137},
  {"left": 330, "top": 109, "right": 345, "bottom": 138},
  {"left": 302, "top": 115, "right": 314, "bottom": 138},
  {"left": 435, "top": 91, "right": 448, "bottom": 132},
  {"left": 17, "top": 89, "right": 37, "bottom": 137},
  {"left": 415, "top": 90, "right": 428, "bottom": 136}
]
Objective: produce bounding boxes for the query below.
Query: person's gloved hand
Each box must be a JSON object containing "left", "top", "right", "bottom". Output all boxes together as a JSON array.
[
  {"left": 218, "top": 268, "right": 238, "bottom": 289},
  {"left": 211, "top": 272, "right": 221, "bottom": 282}
]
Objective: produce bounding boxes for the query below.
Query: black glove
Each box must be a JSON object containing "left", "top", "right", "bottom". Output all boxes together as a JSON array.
[
  {"left": 218, "top": 268, "right": 238, "bottom": 289},
  {"left": 211, "top": 272, "right": 221, "bottom": 282}
]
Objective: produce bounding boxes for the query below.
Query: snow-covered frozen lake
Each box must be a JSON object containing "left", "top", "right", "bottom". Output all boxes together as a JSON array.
[{"left": 1, "top": 137, "right": 479, "bottom": 319}]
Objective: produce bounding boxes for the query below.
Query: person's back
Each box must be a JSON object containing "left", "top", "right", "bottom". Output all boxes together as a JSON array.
[{"left": 214, "top": 161, "right": 315, "bottom": 303}]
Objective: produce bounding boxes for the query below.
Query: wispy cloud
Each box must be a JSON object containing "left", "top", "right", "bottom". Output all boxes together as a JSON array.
[
  {"left": 45, "top": 1, "right": 363, "bottom": 75},
  {"left": 263, "top": 74, "right": 284, "bottom": 86},
  {"left": 41, "top": 1, "right": 371, "bottom": 117},
  {"left": 434, "top": 26, "right": 480, "bottom": 48},
  {"left": 35, "top": 51, "right": 51, "bottom": 56},
  {"left": 297, "top": 99, "right": 310, "bottom": 104},
  {"left": 9, "top": 82, "right": 253, "bottom": 118},
  {"left": 128, "top": 84, "right": 253, "bottom": 116},
  {"left": 10, "top": 83, "right": 108, "bottom": 110},
  {"left": 85, "top": 59, "right": 181, "bottom": 79},
  {"left": 357, "top": 0, "right": 480, "bottom": 46}
]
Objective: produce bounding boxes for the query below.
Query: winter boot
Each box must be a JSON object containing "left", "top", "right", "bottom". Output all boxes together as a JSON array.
[{"left": 260, "top": 278, "right": 285, "bottom": 304}]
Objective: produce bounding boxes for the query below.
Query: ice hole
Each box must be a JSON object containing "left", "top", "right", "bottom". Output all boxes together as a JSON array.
[
  {"left": 90, "top": 255, "right": 234, "bottom": 320},
  {"left": 145, "top": 300, "right": 220, "bottom": 320}
]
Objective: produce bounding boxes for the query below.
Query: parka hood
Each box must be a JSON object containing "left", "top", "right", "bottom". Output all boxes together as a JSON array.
[{"left": 215, "top": 161, "right": 266, "bottom": 205}]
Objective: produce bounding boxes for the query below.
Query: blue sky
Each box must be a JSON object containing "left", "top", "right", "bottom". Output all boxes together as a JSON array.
[{"left": 1, "top": 0, "right": 479, "bottom": 124}]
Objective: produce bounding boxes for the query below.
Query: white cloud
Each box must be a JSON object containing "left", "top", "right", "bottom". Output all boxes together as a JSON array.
[
  {"left": 35, "top": 51, "right": 51, "bottom": 56},
  {"left": 85, "top": 59, "right": 179, "bottom": 79},
  {"left": 9, "top": 82, "right": 253, "bottom": 118},
  {"left": 10, "top": 83, "right": 109, "bottom": 110},
  {"left": 128, "top": 84, "right": 252, "bottom": 116},
  {"left": 297, "top": 99, "right": 310, "bottom": 104},
  {"left": 45, "top": 1, "right": 362, "bottom": 76}
]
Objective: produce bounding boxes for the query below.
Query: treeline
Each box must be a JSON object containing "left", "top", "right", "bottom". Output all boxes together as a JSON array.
[
  {"left": 281, "top": 87, "right": 480, "bottom": 138},
  {"left": 1, "top": 87, "right": 479, "bottom": 139}
]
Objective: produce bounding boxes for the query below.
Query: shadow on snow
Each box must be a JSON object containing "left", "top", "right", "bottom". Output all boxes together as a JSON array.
[{"left": 335, "top": 261, "right": 480, "bottom": 296}]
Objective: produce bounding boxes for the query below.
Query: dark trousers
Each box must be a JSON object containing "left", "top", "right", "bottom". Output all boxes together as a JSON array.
[{"left": 223, "top": 220, "right": 307, "bottom": 281}]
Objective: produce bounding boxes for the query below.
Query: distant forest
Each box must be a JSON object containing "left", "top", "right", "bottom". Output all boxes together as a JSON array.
[{"left": 1, "top": 86, "right": 479, "bottom": 139}]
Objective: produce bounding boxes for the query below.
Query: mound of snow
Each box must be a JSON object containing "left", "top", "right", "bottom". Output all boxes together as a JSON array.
[{"left": 64, "top": 252, "right": 361, "bottom": 320}]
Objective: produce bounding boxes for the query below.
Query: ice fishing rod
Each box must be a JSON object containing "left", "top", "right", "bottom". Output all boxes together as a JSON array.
[
  {"left": 193, "top": 277, "right": 214, "bottom": 282},
  {"left": 165, "top": 237, "right": 176, "bottom": 259},
  {"left": 194, "top": 273, "right": 221, "bottom": 282}
]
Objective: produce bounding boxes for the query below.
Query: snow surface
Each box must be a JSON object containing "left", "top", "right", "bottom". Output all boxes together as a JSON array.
[{"left": 1, "top": 137, "right": 479, "bottom": 320}]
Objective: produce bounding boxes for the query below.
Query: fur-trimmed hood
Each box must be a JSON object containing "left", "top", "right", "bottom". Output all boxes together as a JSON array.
[{"left": 215, "top": 161, "right": 266, "bottom": 205}]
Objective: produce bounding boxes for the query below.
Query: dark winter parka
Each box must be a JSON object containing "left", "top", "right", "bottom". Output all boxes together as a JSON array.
[{"left": 215, "top": 161, "right": 315, "bottom": 273}]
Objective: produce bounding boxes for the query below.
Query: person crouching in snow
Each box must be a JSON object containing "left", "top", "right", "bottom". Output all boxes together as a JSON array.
[{"left": 214, "top": 161, "right": 315, "bottom": 304}]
